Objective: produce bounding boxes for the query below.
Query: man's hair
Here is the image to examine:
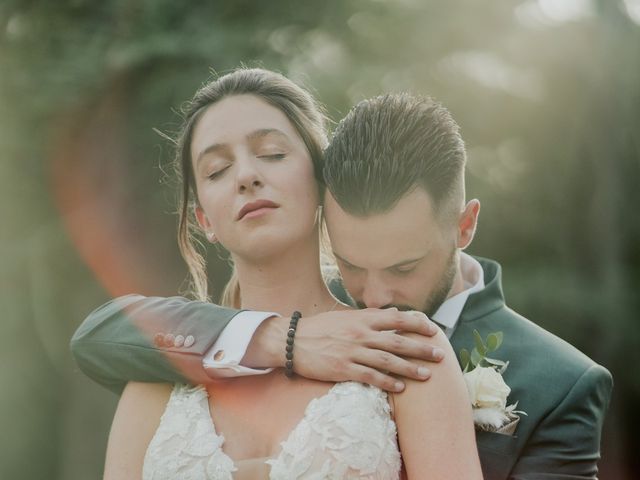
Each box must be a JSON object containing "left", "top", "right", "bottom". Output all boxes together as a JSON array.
[{"left": 323, "top": 93, "right": 466, "bottom": 222}]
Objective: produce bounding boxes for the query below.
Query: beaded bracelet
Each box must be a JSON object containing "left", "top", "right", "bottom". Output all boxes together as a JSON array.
[{"left": 284, "top": 310, "right": 302, "bottom": 378}]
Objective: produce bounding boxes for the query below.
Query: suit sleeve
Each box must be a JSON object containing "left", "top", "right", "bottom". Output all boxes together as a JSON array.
[
  {"left": 510, "top": 364, "right": 613, "bottom": 479},
  {"left": 70, "top": 294, "right": 241, "bottom": 394}
]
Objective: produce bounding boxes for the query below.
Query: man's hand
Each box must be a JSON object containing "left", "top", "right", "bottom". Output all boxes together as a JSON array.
[{"left": 243, "top": 308, "right": 443, "bottom": 392}]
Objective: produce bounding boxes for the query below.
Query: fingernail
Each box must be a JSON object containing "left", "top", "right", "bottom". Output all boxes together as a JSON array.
[
  {"left": 433, "top": 348, "right": 445, "bottom": 360},
  {"left": 394, "top": 381, "right": 405, "bottom": 392},
  {"left": 418, "top": 367, "right": 430, "bottom": 378}
]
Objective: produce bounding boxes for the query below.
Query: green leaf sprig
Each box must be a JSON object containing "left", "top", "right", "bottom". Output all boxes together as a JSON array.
[{"left": 459, "top": 330, "right": 508, "bottom": 373}]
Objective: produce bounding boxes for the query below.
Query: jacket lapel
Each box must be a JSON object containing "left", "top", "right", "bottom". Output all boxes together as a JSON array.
[{"left": 450, "top": 258, "right": 519, "bottom": 480}]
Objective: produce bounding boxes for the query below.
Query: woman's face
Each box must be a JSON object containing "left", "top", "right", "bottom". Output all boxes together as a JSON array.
[{"left": 191, "top": 94, "right": 320, "bottom": 260}]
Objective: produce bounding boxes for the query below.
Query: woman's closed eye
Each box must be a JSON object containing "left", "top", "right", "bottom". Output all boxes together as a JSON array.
[
  {"left": 207, "top": 165, "right": 230, "bottom": 180},
  {"left": 257, "top": 152, "right": 287, "bottom": 160}
]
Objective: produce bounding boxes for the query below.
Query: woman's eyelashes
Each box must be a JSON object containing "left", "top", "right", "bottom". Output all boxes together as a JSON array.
[
  {"left": 257, "top": 152, "right": 287, "bottom": 160},
  {"left": 207, "top": 165, "right": 230, "bottom": 180},
  {"left": 205, "top": 153, "right": 287, "bottom": 181}
]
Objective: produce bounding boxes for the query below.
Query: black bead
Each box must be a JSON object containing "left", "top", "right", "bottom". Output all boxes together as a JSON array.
[{"left": 284, "top": 311, "right": 303, "bottom": 380}]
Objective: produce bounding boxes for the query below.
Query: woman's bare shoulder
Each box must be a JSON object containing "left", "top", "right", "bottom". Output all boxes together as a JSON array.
[
  {"left": 104, "top": 383, "right": 176, "bottom": 479},
  {"left": 393, "top": 329, "right": 464, "bottom": 401},
  {"left": 123, "top": 382, "right": 174, "bottom": 398},
  {"left": 117, "top": 382, "right": 175, "bottom": 425}
]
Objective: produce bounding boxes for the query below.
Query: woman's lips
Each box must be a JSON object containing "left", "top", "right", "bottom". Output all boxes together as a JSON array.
[
  {"left": 242, "top": 206, "right": 277, "bottom": 219},
  {"left": 237, "top": 199, "right": 279, "bottom": 220}
]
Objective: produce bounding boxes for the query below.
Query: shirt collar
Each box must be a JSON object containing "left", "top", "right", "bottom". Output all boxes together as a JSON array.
[{"left": 431, "top": 252, "right": 484, "bottom": 331}]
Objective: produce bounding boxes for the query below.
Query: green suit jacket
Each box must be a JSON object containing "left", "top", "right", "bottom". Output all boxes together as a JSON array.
[
  {"left": 448, "top": 259, "right": 612, "bottom": 479},
  {"left": 70, "top": 257, "right": 612, "bottom": 480}
]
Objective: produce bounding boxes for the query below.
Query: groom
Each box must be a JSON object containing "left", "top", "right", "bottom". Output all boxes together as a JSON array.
[{"left": 72, "top": 93, "right": 612, "bottom": 479}]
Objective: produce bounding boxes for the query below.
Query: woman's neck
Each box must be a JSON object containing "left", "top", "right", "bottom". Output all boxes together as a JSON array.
[{"left": 233, "top": 238, "right": 336, "bottom": 317}]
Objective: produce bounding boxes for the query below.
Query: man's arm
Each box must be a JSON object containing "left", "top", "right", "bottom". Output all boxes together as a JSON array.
[
  {"left": 510, "top": 364, "right": 613, "bottom": 479},
  {"left": 247, "top": 308, "right": 445, "bottom": 392},
  {"left": 70, "top": 294, "right": 240, "bottom": 394},
  {"left": 71, "top": 294, "right": 444, "bottom": 395}
]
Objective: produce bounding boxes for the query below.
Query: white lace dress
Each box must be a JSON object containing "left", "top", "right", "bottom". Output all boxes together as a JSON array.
[{"left": 142, "top": 381, "right": 401, "bottom": 479}]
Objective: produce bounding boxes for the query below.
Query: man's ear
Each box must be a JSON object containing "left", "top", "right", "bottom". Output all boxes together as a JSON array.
[{"left": 457, "top": 199, "right": 480, "bottom": 250}]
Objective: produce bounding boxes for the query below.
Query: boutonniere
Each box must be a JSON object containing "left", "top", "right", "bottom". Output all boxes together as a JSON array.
[{"left": 459, "top": 330, "right": 526, "bottom": 434}]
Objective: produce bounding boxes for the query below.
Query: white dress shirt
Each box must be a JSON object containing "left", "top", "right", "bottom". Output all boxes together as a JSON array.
[
  {"left": 203, "top": 310, "right": 277, "bottom": 377},
  {"left": 203, "top": 252, "right": 485, "bottom": 377}
]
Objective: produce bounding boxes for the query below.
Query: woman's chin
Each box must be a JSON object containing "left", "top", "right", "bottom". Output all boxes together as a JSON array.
[{"left": 233, "top": 232, "right": 314, "bottom": 263}]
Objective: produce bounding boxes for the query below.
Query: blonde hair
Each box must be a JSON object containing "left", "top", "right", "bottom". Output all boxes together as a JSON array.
[{"left": 173, "top": 68, "right": 328, "bottom": 304}]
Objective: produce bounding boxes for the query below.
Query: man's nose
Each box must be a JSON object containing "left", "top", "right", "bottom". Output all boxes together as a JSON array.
[{"left": 361, "top": 277, "right": 393, "bottom": 309}]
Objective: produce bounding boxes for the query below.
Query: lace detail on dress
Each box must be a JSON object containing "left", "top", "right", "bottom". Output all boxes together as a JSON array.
[
  {"left": 142, "top": 384, "right": 236, "bottom": 480},
  {"left": 266, "top": 382, "right": 401, "bottom": 479},
  {"left": 142, "top": 382, "right": 400, "bottom": 479}
]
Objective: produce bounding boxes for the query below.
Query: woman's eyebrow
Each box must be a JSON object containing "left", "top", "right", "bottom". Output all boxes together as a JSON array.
[
  {"left": 246, "top": 128, "right": 290, "bottom": 142},
  {"left": 195, "top": 142, "right": 228, "bottom": 166},
  {"left": 196, "top": 129, "right": 291, "bottom": 165}
]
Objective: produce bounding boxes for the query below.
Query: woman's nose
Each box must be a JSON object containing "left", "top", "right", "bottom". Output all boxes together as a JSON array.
[{"left": 235, "top": 158, "right": 264, "bottom": 193}]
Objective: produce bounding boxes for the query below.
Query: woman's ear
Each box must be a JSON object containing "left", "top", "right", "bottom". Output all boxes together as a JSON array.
[
  {"left": 195, "top": 205, "right": 216, "bottom": 243},
  {"left": 194, "top": 205, "right": 210, "bottom": 230},
  {"left": 457, "top": 199, "right": 480, "bottom": 250}
]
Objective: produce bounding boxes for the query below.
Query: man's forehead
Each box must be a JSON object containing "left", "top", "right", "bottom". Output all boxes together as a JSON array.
[
  {"left": 324, "top": 185, "right": 436, "bottom": 212},
  {"left": 330, "top": 231, "right": 433, "bottom": 269},
  {"left": 323, "top": 188, "right": 438, "bottom": 233},
  {"left": 324, "top": 190, "right": 440, "bottom": 268}
]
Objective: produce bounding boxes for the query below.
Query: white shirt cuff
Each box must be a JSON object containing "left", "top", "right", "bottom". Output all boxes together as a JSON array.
[{"left": 203, "top": 310, "right": 279, "bottom": 378}]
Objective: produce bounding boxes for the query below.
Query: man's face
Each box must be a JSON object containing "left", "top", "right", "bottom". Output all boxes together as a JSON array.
[{"left": 324, "top": 187, "right": 459, "bottom": 317}]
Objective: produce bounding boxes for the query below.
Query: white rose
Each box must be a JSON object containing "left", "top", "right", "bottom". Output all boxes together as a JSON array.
[{"left": 463, "top": 366, "right": 511, "bottom": 409}]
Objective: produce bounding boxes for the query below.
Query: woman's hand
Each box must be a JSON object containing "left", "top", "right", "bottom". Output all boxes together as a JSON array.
[{"left": 243, "top": 308, "right": 443, "bottom": 392}]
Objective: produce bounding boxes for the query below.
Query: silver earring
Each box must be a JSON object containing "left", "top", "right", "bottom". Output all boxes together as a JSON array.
[{"left": 206, "top": 232, "right": 217, "bottom": 243}]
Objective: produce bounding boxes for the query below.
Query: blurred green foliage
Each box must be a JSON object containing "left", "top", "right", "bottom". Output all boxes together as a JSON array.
[{"left": 1, "top": 0, "right": 638, "bottom": 478}]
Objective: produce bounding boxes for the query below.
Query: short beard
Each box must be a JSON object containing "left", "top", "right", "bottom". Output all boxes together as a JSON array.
[
  {"left": 356, "top": 247, "right": 458, "bottom": 317},
  {"left": 421, "top": 247, "right": 458, "bottom": 317}
]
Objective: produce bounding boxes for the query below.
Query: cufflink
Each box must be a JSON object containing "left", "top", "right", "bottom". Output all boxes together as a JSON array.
[
  {"left": 163, "top": 333, "right": 175, "bottom": 347},
  {"left": 184, "top": 335, "right": 195, "bottom": 348},
  {"left": 174, "top": 334, "right": 185, "bottom": 348},
  {"left": 213, "top": 350, "right": 225, "bottom": 361}
]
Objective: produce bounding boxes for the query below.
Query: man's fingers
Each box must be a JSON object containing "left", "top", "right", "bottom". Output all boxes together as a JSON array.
[
  {"left": 354, "top": 349, "right": 432, "bottom": 382},
  {"left": 347, "top": 364, "right": 406, "bottom": 393},
  {"left": 366, "top": 330, "right": 445, "bottom": 363},
  {"left": 368, "top": 309, "right": 439, "bottom": 337}
]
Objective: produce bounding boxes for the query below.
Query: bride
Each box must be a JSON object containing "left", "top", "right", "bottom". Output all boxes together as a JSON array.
[{"left": 102, "top": 68, "right": 482, "bottom": 479}]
